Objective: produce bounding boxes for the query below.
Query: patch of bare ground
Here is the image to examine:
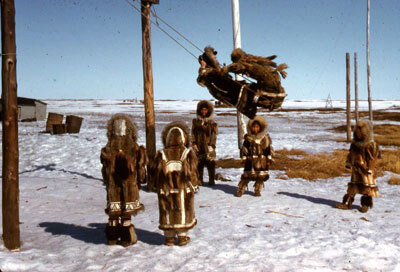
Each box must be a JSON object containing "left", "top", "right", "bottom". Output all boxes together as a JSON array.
[
  {"left": 278, "top": 107, "right": 343, "bottom": 112},
  {"left": 333, "top": 123, "right": 400, "bottom": 147},
  {"left": 359, "top": 110, "right": 400, "bottom": 122},
  {"left": 215, "top": 148, "right": 400, "bottom": 181},
  {"left": 388, "top": 176, "right": 400, "bottom": 185},
  {"left": 216, "top": 112, "right": 237, "bottom": 116}
]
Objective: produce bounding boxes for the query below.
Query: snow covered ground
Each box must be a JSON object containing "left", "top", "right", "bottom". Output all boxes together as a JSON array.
[{"left": 1, "top": 99, "right": 400, "bottom": 271}]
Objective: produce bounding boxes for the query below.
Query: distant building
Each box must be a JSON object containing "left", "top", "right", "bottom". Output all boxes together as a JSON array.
[{"left": 0, "top": 97, "right": 47, "bottom": 121}]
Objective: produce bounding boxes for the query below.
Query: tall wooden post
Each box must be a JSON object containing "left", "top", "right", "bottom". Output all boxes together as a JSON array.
[
  {"left": 354, "top": 52, "right": 359, "bottom": 123},
  {"left": 231, "top": 0, "right": 246, "bottom": 149},
  {"left": 1, "top": 0, "right": 20, "bottom": 251},
  {"left": 141, "top": 0, "right": 158, "bottom": 160},
  {"left": 346, "top": 53, "right": 351, "bottom": 142},
  {"left": 366, "top": 0, "right": 373, "bottom": 121}
]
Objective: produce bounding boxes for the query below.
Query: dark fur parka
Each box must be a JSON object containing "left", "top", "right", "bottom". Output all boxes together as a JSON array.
[
  {"left": 100, "top": 114, "right": 147, "bottom": 217},
  {"left": 151, "top": 122, "right": 199, "bottom": 231},
  {"left": 191, "top": 100, "right": 218, "bottom": 160},
  {"left": 346, "top": 120, "right": 380, "bottom": 197},
  {"left": 241, "top": 116, "right": 273, "bottom": 182}
]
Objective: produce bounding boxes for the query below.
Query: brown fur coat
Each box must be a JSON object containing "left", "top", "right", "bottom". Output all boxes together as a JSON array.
[
  {"left": 346, "top": 120, "right": 380, "bottom": 197},
  {"left": 241, "top": 116, "right": 273, "bottom": 182},
  {"left": 191, "top": 100, "right": 218, "bottom": 160},
  {"left": 101, "top": 114, "right": 147, "bottom": 217},
  {"left": 151, "top": 122, "right": 199, "bottom": 231}
]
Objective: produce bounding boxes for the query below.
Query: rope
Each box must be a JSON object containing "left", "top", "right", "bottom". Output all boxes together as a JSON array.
[
  {"left": 145, "top": 2, "right": 203, "bottom": 53},
  {"left": 124, "top": 0, "right": 199, "bottom": 60},
  {"left": 124, "top": 0, "right": 280, "bottom": 97}
]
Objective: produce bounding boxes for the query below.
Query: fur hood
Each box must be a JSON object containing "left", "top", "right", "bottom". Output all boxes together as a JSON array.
[
  {"left": 230, "top": 48, "right": 277, "bottom": 68},
  {"left": 353, "top": 120, "right": 374, "bottom": 147},
  {"left": 196, "top": 100, "right": 214, "bottom": 119},
  {"left": 106, "top": 113, "right": 137, "bottom": 142},
  {"left": 161, "top": 121, "right": 190, "bottom": 148},
  {"left": 247, "top": 116, "right": 267, "bottom": 138}
]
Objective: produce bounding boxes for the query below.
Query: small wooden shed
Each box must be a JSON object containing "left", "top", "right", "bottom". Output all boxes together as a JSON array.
[{"left": 0, "top": 97, "right": 47, "bottom": 121}]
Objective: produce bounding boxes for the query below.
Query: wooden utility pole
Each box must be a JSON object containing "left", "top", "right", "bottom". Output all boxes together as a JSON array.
[
  {"left": 366, "top": 0, "right": 373, "bottom": 121},
  {"left": 354, "top": 52, "right": 359, "bottom": 123},
  {"left": 141, "top": 0, "right": 158, "bottom": 160},
  {"left": 231, "top": 0, "right": 246, "bottom": 149},
  {"left": 1, "top": 0, "right": 20, "bottom": 251},
  {"left": 346, "top": 53, "right": 351, "bottom": 142}
]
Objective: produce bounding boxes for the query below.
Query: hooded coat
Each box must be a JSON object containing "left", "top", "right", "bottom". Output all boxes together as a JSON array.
[
  {"left": 241, "top": 116, "right": 273, "bottom": 182},
  {"left": 100, "top": 114, "right": 147, "bottom": 217},
  {"left": 346, "top": 120, "right": 380, "bottom": 197},
  {"left": 191, "top": 100, "right": 218, "bottom": 160},
  {"left": 151, "top": 122, "right": 199, "bottom": 231}
]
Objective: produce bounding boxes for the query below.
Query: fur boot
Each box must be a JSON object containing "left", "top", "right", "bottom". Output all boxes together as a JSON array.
[
  {"left": 207, "top": 161, "right": 216, "bottom": 186},
  {"left": 235, "top": 179, "right": 249, "bottom": 197},
  {"left": 177, "top": 236, "right": 191, "bottom": 246},
  {"left": 254, "top": 181, "right": 263, "bottom": 197},
  {"left": 120, "top": 222, "right": 137, "bottom": 247},
  {"left": 165, "top": 237, "right": 175, "bottom": 246},
  {"left": 360, "top": 195, "right": 373, "bottom": 213},
  {"left": 105, "top": 225, "right": 120, "bottom": 245},
  {"left": 335, "top": 194, "right": 355, "bottom": 210}
]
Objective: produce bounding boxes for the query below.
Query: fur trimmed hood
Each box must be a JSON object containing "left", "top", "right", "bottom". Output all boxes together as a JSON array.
[
  {"left": 196, "top": 100, "right": 214, "bottom": 119},
  {"left": 106, "top": 114, "right": 137, "bottom": 142},
  {"left": 230, "top": 48, "right": 277, "bottom": 68},
  {"left": 353, "top": 120, "right": 374, "bottom": 147},
  {"left": 162, "top": 121, "right": 190, "bottom": 148},
  {"left": 247, "top": 116, "right": 267, "bottom": 138}
]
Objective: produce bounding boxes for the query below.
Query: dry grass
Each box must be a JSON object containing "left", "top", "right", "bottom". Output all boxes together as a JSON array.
[
  {"left": 359, "top": 111, "right": 400, "bottom": 122},
  {"left": 388, "top": 176, "right": 400, "bottom": 185},
  {"left": 215, "top": 148, "right": 400, "bottom": 181},
  {"left": 333, "top": 124, "right": 400, "bottom": 147}
]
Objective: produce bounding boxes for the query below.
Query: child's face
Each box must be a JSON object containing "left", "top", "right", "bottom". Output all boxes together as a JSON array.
[
  {"left": 200, "top": 107, "right": 209, "bottom": 117},
  {"left": 252, "top": 123, "right": 261, "bottom": 134}
]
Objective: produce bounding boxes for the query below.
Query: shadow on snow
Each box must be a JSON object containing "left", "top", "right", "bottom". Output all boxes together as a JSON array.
[{"left": 38, "top": 222, "right": 164, "bottom": 246}]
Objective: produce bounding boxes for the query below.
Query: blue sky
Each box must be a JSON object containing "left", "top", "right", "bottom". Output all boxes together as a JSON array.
[{"left": 12, "top": 0, "right": 400, "bottom": 100}]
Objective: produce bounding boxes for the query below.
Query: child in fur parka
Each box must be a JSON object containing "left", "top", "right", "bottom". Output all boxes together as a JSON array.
[
  {"left": 100, "top": 114, "right": 147, "bottom": 246},
  {"left": 191, "top": 100, "right": 218, "bottom": 186},
  {"left": 150, "top": 121, "right": 199, "bottom": 246},
  {"left": 335, "top": 120, "right": 381, "bottom": 213},
  {"left": 236, "top": 116, "right": 273, "bottom": 197}
]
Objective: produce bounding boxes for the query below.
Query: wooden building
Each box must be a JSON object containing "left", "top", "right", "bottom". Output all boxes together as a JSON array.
[{"left": 0, "top": 97, "right": 47, "bottom": 121}]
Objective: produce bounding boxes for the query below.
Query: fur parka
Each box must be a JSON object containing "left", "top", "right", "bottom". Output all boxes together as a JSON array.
[
  {"left": 227, "top": 48, "right": 287, "bottom": 94},
  {"left": 240, "top": 116, "right": 273, "bottom": 182},
  {"left": 100, "top": 114, "right": 147, "bottom": 217},
  {"left": 346, "top": 120, "right": 380, "bottom": 197},
  {"left": 151, "top": 122, "right": 199, "bottom": 231},
  {"left": 191, "top": 100, "right": 218, "bottom": 160}
]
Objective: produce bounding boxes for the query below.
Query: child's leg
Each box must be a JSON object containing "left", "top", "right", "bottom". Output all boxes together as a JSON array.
[
  {"left": 335, "top": 193, "right": 355, "bottom": 210},
  {"left": 120, "top": 216, "right": 137, "bottom": 247},
  {"left": 206, "top": 160, "right": 216, "bottom": 186},
  {"left": 235, "top": 177, "right": 250, "bottom": 197},
  {"left": 176, "top": 229, "right": 190, "bottom": 246},
  {"left": 360, "top": 194, "right": 373, "bottom": 213},
  {"left": 105, "top": 216, "right": 120, "bottom": 245},
  {"left": 164, "top": 230, "right": 176, "bottom": 246},
  {"left": 254, "top": 180, "right": 264, "bottom": 197}
]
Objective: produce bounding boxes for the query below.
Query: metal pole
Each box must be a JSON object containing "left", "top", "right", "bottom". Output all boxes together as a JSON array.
[
  {"left": 1, "top": 0, "right": 20, "bottom": 251},
  {"left": 231, "top": 0, "right": 246, "bottom": 149},
  {"left": 354, "top": 52, "right": 359, "bottom": 123},
  {"left": 346, "top": 53, "right": 351, "bottom": 142},
  {"left": 141, "top": 0, "right": 156, "bottom": 159},
  {"left": 366, "top": 0, "right": 373, "bottom": 121}
]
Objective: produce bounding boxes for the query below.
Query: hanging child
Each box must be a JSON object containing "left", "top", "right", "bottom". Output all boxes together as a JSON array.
[
  {"left": 335, "top": 120, "right": 381, "bottom": 213},
  {"left": 150, "top": 122, "right": 199, "bottom": 246},
  {"left": 100, "top": 114, "right": 147, "bottom": 246},
  {"left": 236, "top": 116, "right": 273, "bottom": 197},
  {"left": 191, "top": 100, "right": 218, "bottom": 186}
]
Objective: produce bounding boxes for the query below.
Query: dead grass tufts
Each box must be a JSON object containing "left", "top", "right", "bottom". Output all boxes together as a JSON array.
[
  {"left": 215, "top": 148, "right": 400, "bottom": 181},
  {"left": 388, "top": 176, "right": 400, "bottom": 185},
  {"left": 333, "top": 124, "right": 400, "bottom": 147}
]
